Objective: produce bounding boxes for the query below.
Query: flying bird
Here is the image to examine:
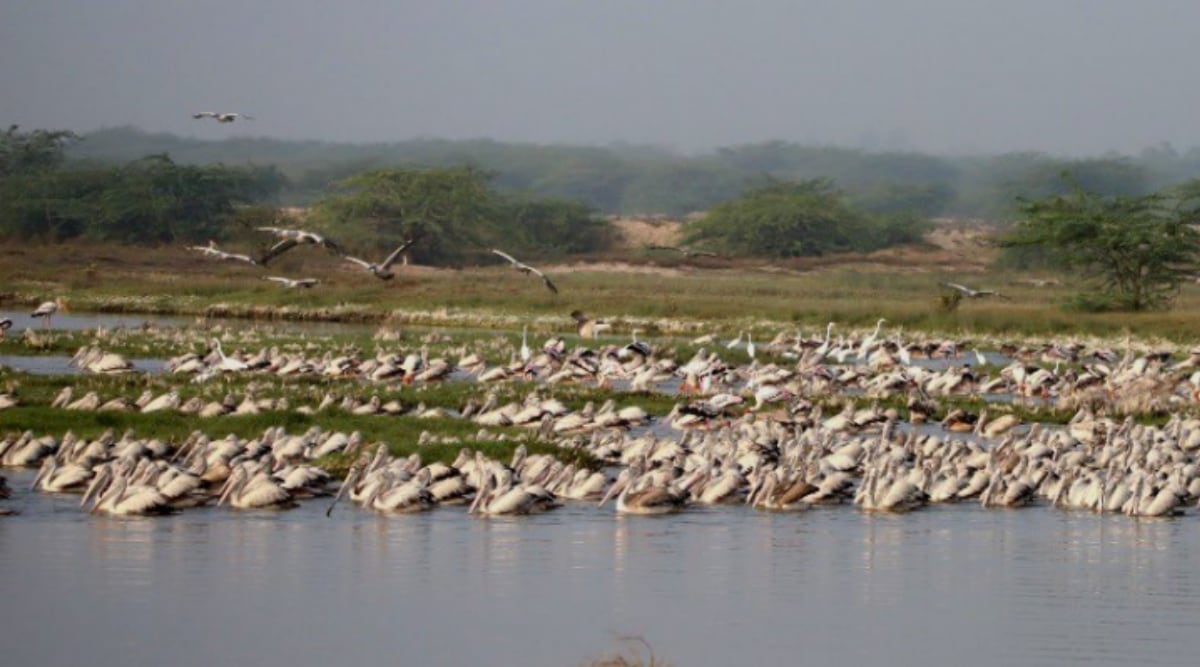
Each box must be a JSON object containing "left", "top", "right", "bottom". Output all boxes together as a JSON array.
[
  {"left": 645, "top": 244, "right": 719, "bottom": 258},
  {"left": 342, "top": 238, "right": 418, "bottom": 280},
  {"left": 257, "top": 227, "right": 343, "bottom": 265},
  {"left": 193, "top": 111, "right": 254, "bottom": 123},
  {"left": 491, "top": 249, "right": 558, "bottom": 294},
  {"left": 941, "top": 281, "right": 1010, "bottom": 300},
  {"left": 265, "top": 276, "right": 320, "bottom": 289},
  {"left": 187, "top": 241, "right": 259, "bottom": 266}
]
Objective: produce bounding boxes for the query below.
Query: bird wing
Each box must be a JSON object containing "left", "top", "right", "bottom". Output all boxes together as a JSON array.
[
  {"left": 297, "top": 279, "right": 320, "bottom": 287},
  {"left": 266, "top": 277, "right": 290, "bottom": 284},
  {"left": 259, "top": 238, "right": 298, "bottom": 265},
  {"left": 230, "top": 253, "right": 258, "bottom": 265},
  {"left": 192, "top": 112, "right": 216, "bottom": 119},
  {"left": 538, "top": 271, "right": 559, "bottom": 294},
  {"left": 942, "top": 282, "right": 971, "bottom": 294},
  {"left": 380, "top": 238, "right": 417, "bottom": 270},
  {"left": 491, "top": 249, "right": 520, "bottom": 266},
  {"left": 256, "top": 226, "right": 288, "bottom": 237},
  {"left": 343, "top": 255, "right": 373, "bottom": 270}
]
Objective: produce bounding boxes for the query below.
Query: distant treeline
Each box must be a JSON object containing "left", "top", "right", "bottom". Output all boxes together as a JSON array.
[{"left": 68, "top": 126, "right": 1200, "bottom": 217}]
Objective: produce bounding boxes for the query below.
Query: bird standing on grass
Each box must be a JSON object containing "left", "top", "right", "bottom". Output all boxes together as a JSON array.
[{"left": 491, "top": 249, "right": 558, "bottom": 294}]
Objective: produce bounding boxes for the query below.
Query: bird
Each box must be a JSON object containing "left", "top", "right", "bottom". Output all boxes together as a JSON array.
[
  {"left": 491, "top": 249, "right": 558, "bottom": 294},
  {"left": 342, "top": 238, "right": 418, "bottom": 280},
  {"left": 265, "top": 276, "right": 320, "bottom": 289},
  {"left": 570, "top": 310, "right": 611, "bottom": 339},
  {"left": 941, "top": 281, "right": 1010, "bottom": 300},
  {"left": 257, "top": 227, "right": 343, "bottom": 265},
  {"left": 193, "top": 111, "right": 254, "bottom": 123},
  {"left": 31, "top": 297, "right": 67, "bottom": 328},
  {"left": 644, "top": 244, "right": 719, "bottom": 258},
  {"left": 0, "top": 317, "right": 12, "bottom": 339},
  {"left": 188, "top": 241, "right": 258, "bottom": 266}
]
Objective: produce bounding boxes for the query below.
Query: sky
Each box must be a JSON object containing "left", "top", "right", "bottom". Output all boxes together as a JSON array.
[{"left": 1, "top": 0, "right": 1198, "bottom": 155}]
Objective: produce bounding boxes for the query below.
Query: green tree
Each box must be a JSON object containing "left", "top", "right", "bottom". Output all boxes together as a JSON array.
[
  {"left": 0, "top": 125, "right": 77, "bottom": 179},
  {"left": 685, "top": 178, "right": 930, "bottom": 258},
  {"left": 1005, "top": 182, "right": 1200, "bottom": 311}
]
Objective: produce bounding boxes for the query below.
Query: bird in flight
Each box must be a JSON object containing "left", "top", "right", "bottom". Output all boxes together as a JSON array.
[
  {"left": 265, "top": 276, "right": 320, "bottom": 289},
  {"left": 193, "top": 111, "right": 254, "bottom": 123},
  {"left": 188, "top": 241, "right": 259, "bottom": 266},
  {"left": 343, "top": 238, "right": 418, "bottom": 280},
  {"left": 645, "top": 244, "right": 720, "bottom": 258},
  {"left": 941, "top": 281, "right": 1010, "bottom": 300},
  {"left": 257, "top": 227, "right": 342, "bottom": 265},
  {"left": 491, "top": 249, "right": 558, "bottom": 294}
]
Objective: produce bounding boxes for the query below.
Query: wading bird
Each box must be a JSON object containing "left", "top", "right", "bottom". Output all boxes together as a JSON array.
[
  {"left": 31, "top": 298, "right": 67, "bottom": 328},
  {"left": 0, "top": 317, "right": 12, "bottom": 339},
  {"left": 265, "top": 277, "right": 320, "bottom": 289},
  {"left": 491, "top": 249, "right": 558, "bottom": 294},
  {"left": 941, "top": 281, "right": 1010, "bottom": 300},
  {"left": 257, "top": 227, "right": 342, "bottom": 265},
  {"left": 193, "top": 111, "right": 254, "bottom": 123},
  {"left": 343, "top": 238, "right": 418, "bottom": 280}
]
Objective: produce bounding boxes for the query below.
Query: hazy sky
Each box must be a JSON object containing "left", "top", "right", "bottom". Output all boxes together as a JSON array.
[{"left": 2, "top": 0, "right": 1198, "bottom": 155}]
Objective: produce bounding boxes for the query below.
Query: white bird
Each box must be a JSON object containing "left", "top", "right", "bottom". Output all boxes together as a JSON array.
[
  {"left": 193, "top": 111, "right": 254, "bottom": 123},
  {"left": 725, "top": 331, "right": 744, "bottom": 349},
  {"left": 31, "top": 297, "right": 67, "bottom": 328},
  {"left": 520, "top": 326, "right": 532, "bottom": 364},
  {"left": 266, "top": 276, "right": 320, "bottom": 289},
  {"left": 257, "top": 227, "right": 342, "bottom": 264},
  {"left": 211, "top": 339, "right": 249, "bottom": 372},
  {"left": 491, "top": 249, "right": 558, "bottom": 294},
  {"left": 746, "top": 333, "right": 756, "bottom": 360},
  {"left": 942, "top": 281, "right": 1010, "bottom": 300},
  {"left": 343, "top": 238, "right": 417, "bottom": 280},
  {"left": 188, "top": 241, "right": 258, "bottom": 266}
]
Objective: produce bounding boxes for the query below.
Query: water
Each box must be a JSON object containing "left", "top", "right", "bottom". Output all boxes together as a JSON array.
[
  {"left": 2, "top": 470, "right": 1197, "bottom": 667},
  {"left": 0, "top": 309, "right": 189, "bottom": 332},
  {"left": 0, "top": 355, "right": 167, "bottom": 375}
]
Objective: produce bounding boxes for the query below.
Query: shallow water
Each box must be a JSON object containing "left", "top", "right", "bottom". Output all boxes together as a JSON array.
[
  {"left": 0, "top": 355, "right": 167, "bottom": 375},
  {"left": 1, "top": 469, "right": 1197, "bottom": 667},
  {"left": 0, "top": 309, "right": 189, "bottom": 332}
]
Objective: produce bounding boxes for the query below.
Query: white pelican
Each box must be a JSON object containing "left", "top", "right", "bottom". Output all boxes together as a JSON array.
[
  {"left": 941, "top": 281, "right": 1010, "bottom": 300},
  {"left": 598, "top": 468, "right": 689, "bottom": 515},
  {"left": 31, "top": 297, "right": 67, "bottom": 328},
  {"left": 257, "top": 227, "right": 342, "bottom": 264},
  {"left": 491, "top": 249, "right": 558, "bottom": 293},
  {"left": 265, "top": 276, "right": 320, "bottom": 289},
  {"left": 343, "top": 237, "right": 418, "bottom": 280},
  {"left": 193, "top": 111, "right": 254, "bottom": 123},
  {"left": 187, "top": 241, "right": 258, "bottom": 266},
  {"left": 218, "top": 466, "right": 296, "bottom": 510}
]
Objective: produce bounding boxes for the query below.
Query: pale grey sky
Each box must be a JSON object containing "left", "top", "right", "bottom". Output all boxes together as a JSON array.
[{"left": 1, "top": 0, "right": 1197, "bottom": 155}]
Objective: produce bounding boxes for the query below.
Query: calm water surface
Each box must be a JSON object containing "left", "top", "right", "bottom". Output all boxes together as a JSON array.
[{"left": 1, "top": 469, "right": 1197, "bottom": 667}]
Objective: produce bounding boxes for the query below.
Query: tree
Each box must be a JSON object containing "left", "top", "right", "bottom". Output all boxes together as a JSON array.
[
  {"left": 1005, "top": 182, "right": 1200, "bottom": 311},
  {"left": 684, "top": 178, "right": 930, "bottom": 258},
  {"left": 0, "top": 125, "right": 77, "bottom": 180}
]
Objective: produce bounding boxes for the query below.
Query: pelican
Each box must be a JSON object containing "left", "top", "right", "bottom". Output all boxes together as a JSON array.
[
  {"left": 187, "top": 241, "right": 258, "bottom": 266},
  {"left": 342, "top": 238, "right": 417, "bottom": 280},
  {"left": 265, "top": 276, "right": 320, "bottom": 289},
  {"left": 218, "top": 466, "right": 296, "bottom": 510},
  {"left": 941, "top": 281, "right": 1010, "bottom": 300},
  {"left": 598, "top": 469, "right": 689, "bottom": 515},
  {"left": 31, "top": 297, "right": 67, "bottom": 328},
  {"left": 193, "top": 111, "right": 254, "bottom": 123},
  {"left": 491, "top": 249, "right": 558, "bottom": 294},
  {"left": 257, "top": 227, "right": 342, "bottom": 264}
]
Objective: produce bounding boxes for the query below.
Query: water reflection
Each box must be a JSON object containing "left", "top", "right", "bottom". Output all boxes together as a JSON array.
[{"left": 3, "top": 481, "right": 1200, "bottom": 666}]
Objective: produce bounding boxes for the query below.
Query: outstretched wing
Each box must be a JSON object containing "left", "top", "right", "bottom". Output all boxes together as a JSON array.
[
  {"left": 260, "top": 238, "right": 298, "bottom": 265},
  {"left": 343, "top": 255, "right": 373, "bottom": 270},
  {"left": 380, "top": 238, "right": 417, "bottom": 270},
  {"left": 266, "top": 276, "right": 290, "bottom": 284},
  {"left": 296, "top": 279, "right": 320, "bottom": 288},
  {"left": 539, "top": 271, "right": 559, "bottom": 294},
  {"left": 192, "top": 112, "right": 217, "bottom": 119},
  {"left": 491, "top": 249, "right": 520, "bottom": 266},
  {"left": 256, "top": 226, "right": 289, "bottom": 238},
  {"left": 941, "top": 282, "right": 971, "bottom": 295}
]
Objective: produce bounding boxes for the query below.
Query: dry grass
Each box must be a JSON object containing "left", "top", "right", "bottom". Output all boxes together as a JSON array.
[{"left": 4, "top": 236, "right": 1200, "bottom": 342}]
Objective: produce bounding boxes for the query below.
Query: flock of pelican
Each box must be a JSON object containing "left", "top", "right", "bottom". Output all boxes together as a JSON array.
[{"left": 6, "top": 312, "right": 1200, "bottom": 521}]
